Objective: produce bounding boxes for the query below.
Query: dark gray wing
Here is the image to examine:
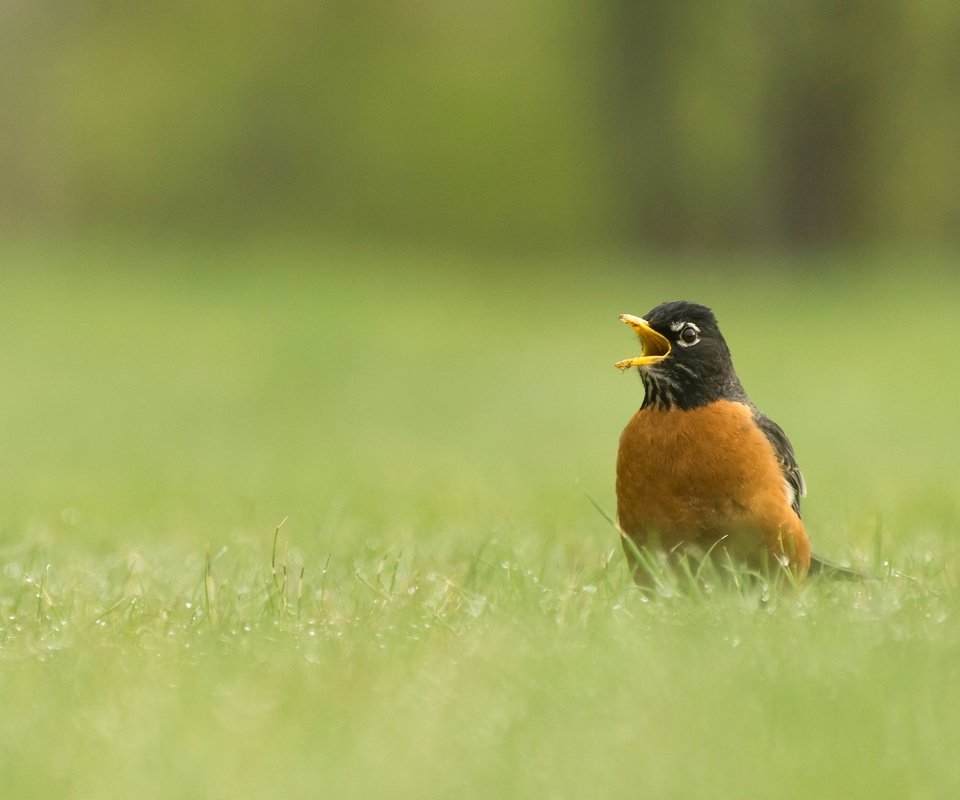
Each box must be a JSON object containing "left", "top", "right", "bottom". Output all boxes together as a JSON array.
[
  {"left": 754, "top": 410, "right": 870, "bottom": 579},
  {"left": 752, "top": 410, "right": 806, "bottom": 518}
]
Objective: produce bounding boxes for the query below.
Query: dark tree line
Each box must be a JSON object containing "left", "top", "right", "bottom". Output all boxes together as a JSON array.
[{"left": 3, "top": 1, "right": 959, "bottom": 250}]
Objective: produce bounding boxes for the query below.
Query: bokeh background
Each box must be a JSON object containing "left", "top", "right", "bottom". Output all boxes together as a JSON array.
[
  {"left": 4, "top": 1, "right": 960, "bottom": 251},
  {"left": 4, "top": 5, "right": 960, "bottom": 798},
  {"left": 3, "top": 0, "right": 960, "bottom": 586}
]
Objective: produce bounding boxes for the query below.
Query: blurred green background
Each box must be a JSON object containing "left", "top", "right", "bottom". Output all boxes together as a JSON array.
[
  {"left": 4, "top": 0, "right": 960, "bottom": 250},
  {"left": 4, "top": 6, "right": 960, "bottom": 799}
]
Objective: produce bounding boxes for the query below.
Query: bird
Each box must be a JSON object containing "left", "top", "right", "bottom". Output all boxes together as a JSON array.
[{"left": 614, "top": 300, "right": 859, "bottom": 583}]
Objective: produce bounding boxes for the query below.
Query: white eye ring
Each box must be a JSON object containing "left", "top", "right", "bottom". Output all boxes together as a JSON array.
[{"left": 676, "top": 323, "right": 700, "bottom": 347}]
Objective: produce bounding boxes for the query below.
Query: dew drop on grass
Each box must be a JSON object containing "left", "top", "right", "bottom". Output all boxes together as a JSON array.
[{"left": 467, "top": 596, "right": 487, "bottom": 617}]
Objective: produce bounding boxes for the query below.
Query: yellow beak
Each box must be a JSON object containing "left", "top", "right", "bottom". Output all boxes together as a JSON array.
[{"left": 615, "top": 314, "right": 672, "bottom": 369}]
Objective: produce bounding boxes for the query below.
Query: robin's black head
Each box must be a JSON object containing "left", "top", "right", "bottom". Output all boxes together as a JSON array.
[{"left": 616, "top": 300, "right": 747, "bottom": 410}]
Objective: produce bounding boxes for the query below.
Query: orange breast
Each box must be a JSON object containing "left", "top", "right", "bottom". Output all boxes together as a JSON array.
[{"left": 616, "top": 400, "right": 810, "bottom": 576}]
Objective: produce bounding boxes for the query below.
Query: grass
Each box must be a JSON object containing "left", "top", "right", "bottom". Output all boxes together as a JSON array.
[{"left": 1, "top": 241, "right": 959, "bottom": 798}]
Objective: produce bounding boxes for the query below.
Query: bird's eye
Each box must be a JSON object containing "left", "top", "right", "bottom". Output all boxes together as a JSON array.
[{"left": 678, "top": 325, "right": 700, "bottom": 346}]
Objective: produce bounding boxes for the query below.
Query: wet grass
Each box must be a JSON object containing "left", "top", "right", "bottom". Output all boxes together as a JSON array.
[{"left": 0, "top": 242, "right": 959, "bottom": 798}]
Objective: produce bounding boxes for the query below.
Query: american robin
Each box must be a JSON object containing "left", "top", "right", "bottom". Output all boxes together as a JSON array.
[{"left": 615, "top": 300, "right": 856, "bottom": 582}]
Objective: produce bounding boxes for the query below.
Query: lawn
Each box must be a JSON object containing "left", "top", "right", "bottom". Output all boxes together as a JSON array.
[{"left": 1, "top": 242, "right": 958, "bottom": 798}]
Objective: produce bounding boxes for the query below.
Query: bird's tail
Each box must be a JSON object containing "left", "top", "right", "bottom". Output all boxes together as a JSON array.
[{"left": 808, "top": 553, "right": 871, "bottom": 580}]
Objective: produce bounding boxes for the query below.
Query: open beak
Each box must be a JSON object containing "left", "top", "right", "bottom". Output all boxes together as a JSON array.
[{"left": 615, "top": 314, "right": 672, "bottom": 370}]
